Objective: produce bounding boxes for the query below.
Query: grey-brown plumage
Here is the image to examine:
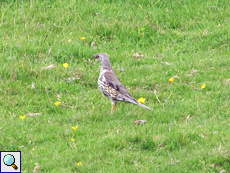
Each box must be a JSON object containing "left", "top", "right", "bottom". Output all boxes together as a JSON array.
[{"left": 94, "top": 53, "right": 152, "bottom": 113}]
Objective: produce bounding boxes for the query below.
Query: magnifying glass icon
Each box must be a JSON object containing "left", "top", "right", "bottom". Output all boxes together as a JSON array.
[{"left": 3, "top": 154, "right": 18, "bottom": 170}]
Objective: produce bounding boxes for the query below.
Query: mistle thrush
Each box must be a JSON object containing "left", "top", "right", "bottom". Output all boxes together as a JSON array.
[{"left": 94, "top": 53, "right": 152, "bottom": 113}]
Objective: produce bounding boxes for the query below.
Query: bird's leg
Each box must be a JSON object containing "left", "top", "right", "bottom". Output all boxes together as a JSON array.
[
  {"left": 114, "top": 102, "right": 117, "bottom": 112},
  {"left": 111, "top": 105, "right": 113, "bottom": 113}
]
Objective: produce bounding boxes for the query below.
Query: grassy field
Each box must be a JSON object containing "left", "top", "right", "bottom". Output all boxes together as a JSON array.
[{"left": 1, "top": 0, "right": 230, "bottom": 172}]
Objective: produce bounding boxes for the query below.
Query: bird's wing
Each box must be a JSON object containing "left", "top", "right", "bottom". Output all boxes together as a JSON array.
[{"left": 104, "top": 71, "right": 136, "bottom": 100}]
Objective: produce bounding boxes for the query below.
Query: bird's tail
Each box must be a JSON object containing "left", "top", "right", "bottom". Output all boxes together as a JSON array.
[
  {"left": 122, "top": 95, "right": 153, "bottom": 111},
  {"left": 136, "top": 102, "right": 153, "bottom": 111}
]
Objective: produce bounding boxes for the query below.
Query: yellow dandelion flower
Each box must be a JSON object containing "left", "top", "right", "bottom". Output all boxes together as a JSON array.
[
  {"left": 68, "top": 39, "right": 72, "bottom": 43},
  {"left": 138, "top": 97, "right": 146, "bottom": 104},
  {"left": 72, "top": 125, "right": 78, "bottom": 130},
  {"left": 80, "top": 37, "right": 86, "bottom": 40},
  {"left": 20, "top": 115, "right": 26, "bottom": 119},
  {"left": 54, "top": 102, "right": 61, "bottom": 106},
  {"left": 71, "top": 138, "right": 75, "bottom": 141},
  {"left": 77, "top": 162, "right": 82, "bottom": 166},
  {"left": 63, "top": 63, "right": 69, "bottom": 68},
  {"left": 201, "top": 84, "right": 206, "bottom": 89},
  {"left": 169, "top": 77, "right": 174, "bottom": 83}
]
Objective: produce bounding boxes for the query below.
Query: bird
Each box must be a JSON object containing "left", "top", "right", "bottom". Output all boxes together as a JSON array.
[{"left": 94, "top": 53, "right": 152, "bottom": 113}]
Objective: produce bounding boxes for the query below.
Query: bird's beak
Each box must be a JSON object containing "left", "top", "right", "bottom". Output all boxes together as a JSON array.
[{"left": 94, "top": 54, "right": 98, "bottom": 59}]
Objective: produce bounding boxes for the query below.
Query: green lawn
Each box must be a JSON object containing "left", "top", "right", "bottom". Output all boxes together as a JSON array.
[{"left": 1, "top": 0, "right": 230, "bottom": 172}]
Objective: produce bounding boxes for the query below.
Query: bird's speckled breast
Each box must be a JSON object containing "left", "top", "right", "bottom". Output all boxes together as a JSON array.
[{"left": 98, "top": 68, "right": 119, "bottom": 100}]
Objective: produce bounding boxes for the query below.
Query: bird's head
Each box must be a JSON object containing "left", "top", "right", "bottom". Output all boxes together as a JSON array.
[{"left": 94, "top": 53, "right": 112, "bottom": 69}]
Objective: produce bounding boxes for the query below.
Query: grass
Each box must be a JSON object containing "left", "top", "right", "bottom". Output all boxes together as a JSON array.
[{"left": 0, "top": 0, "right": 230, "bottom": 172}]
